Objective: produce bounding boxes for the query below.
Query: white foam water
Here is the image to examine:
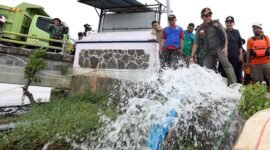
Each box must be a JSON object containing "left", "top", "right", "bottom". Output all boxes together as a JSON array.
[{"left": 88, "top": 65, "right": 242, "bottom": 150}]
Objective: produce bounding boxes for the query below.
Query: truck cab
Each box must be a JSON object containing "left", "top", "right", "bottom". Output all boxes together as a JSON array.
[{"left": 0, "top": 2, "right": 71, "bottom": 52}]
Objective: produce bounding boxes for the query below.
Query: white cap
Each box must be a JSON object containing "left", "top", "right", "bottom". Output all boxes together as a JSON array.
[
  {"left": 0, "top": 15, "right": 6, "bottom": 23},
  {"left": 252, "top": 22, "right": 262, "bottom": 28}
]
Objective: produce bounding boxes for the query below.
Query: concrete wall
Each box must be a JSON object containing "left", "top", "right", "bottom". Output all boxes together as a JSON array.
[
  {"left": 73, "top": 31, "right": 159, "bottom": 80},
  {"left": 0, "top": 46, "right": 73, "bottom": 88},
  {"left": 72, "top": 30, "right": 159, "bottom": 92}
]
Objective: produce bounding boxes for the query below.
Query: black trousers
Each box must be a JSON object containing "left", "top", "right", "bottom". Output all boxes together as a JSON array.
[
  {"left": 160, "top": 49, "right": 181, "bottom": 69},
  {"left": 218, "top": 57, "right": 242, "bottom": 83}
]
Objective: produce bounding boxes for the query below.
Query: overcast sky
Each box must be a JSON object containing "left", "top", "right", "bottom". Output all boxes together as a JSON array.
[{"left": 1, "top": 0, "right": 270, "bottom": 44}]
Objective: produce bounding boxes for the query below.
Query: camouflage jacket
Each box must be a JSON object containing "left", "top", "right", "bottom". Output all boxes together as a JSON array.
[{"left": 48, "top": 24, "right": 68, "bottom": 40}]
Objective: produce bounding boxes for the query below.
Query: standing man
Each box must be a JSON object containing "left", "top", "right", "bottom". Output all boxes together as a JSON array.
[
  {"left": 183, "top": 23, "right": 195, "bottom": 66},
  {"left": 48, "top": 18, "right": 68, "bottom": 52},
  {"left": 160, "top": 14, "right": 184, "bottom": 69},
  {"left": 246, "top": 22, "right": 270, "bottom": 90},
  {"left": 218, "top": 16, "right": 243, "bottom": 83},
  {"left": 190, "top": 8, "right": 237, "bottom": 85}
]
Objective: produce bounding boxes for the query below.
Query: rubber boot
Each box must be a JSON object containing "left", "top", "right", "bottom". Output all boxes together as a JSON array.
[{"left": 224, "top": 67, "right": 237, "bottom": 85}]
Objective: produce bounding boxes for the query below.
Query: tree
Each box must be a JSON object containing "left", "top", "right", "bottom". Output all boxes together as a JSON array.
[{"left": 23, "top": 48, "right": 47, "bottom": 104}]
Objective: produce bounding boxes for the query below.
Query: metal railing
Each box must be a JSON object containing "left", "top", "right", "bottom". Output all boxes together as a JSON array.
[{"left": 0, "top": 31, "right": 68, "bottom": 53}]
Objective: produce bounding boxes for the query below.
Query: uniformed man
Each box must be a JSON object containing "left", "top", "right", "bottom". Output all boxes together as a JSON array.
[
  {"left": 190, "top": 8, "right": 237, "bottom": 85},
  {"left": 48, "top": 18, "right": 68, "bottom": 51}
]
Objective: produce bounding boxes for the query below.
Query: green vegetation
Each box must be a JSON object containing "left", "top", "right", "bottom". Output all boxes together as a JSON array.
[
  {"left": 238, "top": 84, "right": 270, "bottom": 120},
  {"left": 59, "top": 65, "right": 69, "bottom": 75},
  {"left": 0, "top": 91, "right": 118, "bottom": 149},
  {"left": 23, "top": 48, "right": 47, "bottom": 103}
]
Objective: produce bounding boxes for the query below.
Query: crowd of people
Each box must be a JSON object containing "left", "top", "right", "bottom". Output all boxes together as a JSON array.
[{"left": 152, "top": 7, "right": 270, "bottom": 91}]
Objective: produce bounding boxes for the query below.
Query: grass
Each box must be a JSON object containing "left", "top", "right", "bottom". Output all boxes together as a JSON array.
[
  {"left": 0, "top": 91, "right": 118, "bottom": 149},
  {"left": 238, "top": 84, "right": 270, "bottom": 120}
]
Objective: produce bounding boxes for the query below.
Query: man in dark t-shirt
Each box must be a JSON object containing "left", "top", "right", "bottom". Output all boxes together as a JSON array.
[{"left": 218, "top": 16, "right": 243, "bottom": 83}]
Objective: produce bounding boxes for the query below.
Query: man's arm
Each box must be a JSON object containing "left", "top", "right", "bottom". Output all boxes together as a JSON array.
[
  {"left": 190, "top": 43, "right": 199, "bottom": 63},
  {"left": 246, "top": 38, "right": 251, "bottom": 66},
  {"left": 190, "top": 30, "right": 200, "bottom": 63},
  {"left": 238, "top": 31, "right": 243, "bottom": 61},
  {"left": 246, "top": 50, "right": 250, "bottom": 66},
  {"left": 180, "top": 38, "right": 184, "bottom": 55},
  {"left": 159, "top": 39, "right": 165, "bottom": 54},
  {"left": 179, "top": 29, "right": 184, "bottom": 55}
]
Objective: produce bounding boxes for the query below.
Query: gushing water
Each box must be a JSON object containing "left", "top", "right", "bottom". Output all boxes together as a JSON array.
[{"left": 89, "top": 65, "right": 243, "bottom": 150}]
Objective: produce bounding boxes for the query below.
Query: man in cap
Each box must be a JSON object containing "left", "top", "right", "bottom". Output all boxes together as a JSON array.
[
  {"left": 190, "top": 8, "right": 237, "bottom": 85},
  {"left": 246, "top": 22, "right": 270, "bottom": 90},
  {"left": 183, "top": 23, "right": 195, "bottom": 66},
  {"left": 160, "top": 14, "right": 184, "bottom": 69},
  {"left": 48, "top": 18, "right": 69, "bottom": 52},
  {"left": 218, "top": 16, "right": 243, "bottom": 83}
]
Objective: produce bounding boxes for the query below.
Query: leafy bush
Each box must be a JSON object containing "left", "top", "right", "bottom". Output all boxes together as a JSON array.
[{"left": 238, "top": 84, "right": 270, "bottom": 120}]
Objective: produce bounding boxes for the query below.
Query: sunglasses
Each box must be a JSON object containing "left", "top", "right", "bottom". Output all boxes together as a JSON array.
[
  {"left": 253, "top": 27, "right": 260, "bottom": 30},
  {"left": 168, "top": 19, "right": 175, "bottom": 22}
]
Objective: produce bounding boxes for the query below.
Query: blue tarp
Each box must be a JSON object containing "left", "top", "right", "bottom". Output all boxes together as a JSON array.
[{"left": 146, "top": 109, "right": 177, "bottom": 150}]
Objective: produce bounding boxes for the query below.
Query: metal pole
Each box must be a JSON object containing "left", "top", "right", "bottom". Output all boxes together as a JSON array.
[
  {"left": 166, "top": 0, "right": 171, "bottom": 25},
  {"left": 166, "top": 0, "right": 171, "bottom": 17}
]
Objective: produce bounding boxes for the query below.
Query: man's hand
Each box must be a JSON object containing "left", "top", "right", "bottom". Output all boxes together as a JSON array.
[
  {"left": 239, "top": 54, "right": 243, "bottom": 62},
  {"left": 190, "top": 57, "right": 194, "bottom": 64},
  {"left": 179, "top": 49, "right": 183, "bottom": 56},
  {"left": 222, "top": 47, "right": 228, "bottom": 57}
]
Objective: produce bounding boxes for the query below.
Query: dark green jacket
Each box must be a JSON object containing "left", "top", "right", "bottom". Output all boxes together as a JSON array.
[{"left": 194, "top": 20, "right": 227, "bottom": 55}]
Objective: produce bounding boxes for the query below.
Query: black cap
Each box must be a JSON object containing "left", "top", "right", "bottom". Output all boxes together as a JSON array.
[
  {"left": 201, "top": 7, "right": 212, "bottom": 16},
  {"left": 52, "top": 18, "right": 61, "bottom": 23},
  {"left": 78, "top": 32, "right": 83, "bottom": 36},
  {"left": 188, "top": 23, "right": 195, "bottom": 28},
  {"left": 168, "top": 14, "right": 176, "bottom": 20},
  {"left": 225, "top": 16, "right": 234, "bottom": 22}
]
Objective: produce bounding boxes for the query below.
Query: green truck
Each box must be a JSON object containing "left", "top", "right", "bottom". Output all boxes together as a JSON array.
[{"left": 0, "top": 2, "right": 72, "bottom": 52}]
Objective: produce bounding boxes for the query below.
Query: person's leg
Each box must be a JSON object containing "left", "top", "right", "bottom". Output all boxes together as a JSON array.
[
  {"left": 250, "top": 64, "right": 264, "bottom": 83},
  {"left": 218, "top": 62, "right": 227, "bottom": 77},
  {"left": 229, "top": 57, "right": 242, "bottom": 83},
  {"left": 203, "top": 54, "right": 217, "bottom": 70},
  {"left": 217, "top": 48, "right": 237, "bottom": 84},
  {"left": 183, "top": 55, "right": 190, "bottom": 67},
  {"left": 171, "top": 50, "right": 181, "bottom": 69},
  {"left": 161, "top": 50, "right": 169, "bottom": 68}
]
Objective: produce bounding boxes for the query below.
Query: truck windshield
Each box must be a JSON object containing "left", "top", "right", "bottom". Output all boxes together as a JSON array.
[{"left": 36, "top": 17, "right": 52, "bottom": 33}]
